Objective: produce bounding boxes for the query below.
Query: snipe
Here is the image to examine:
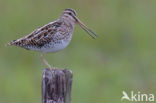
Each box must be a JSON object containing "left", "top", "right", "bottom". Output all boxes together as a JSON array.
[{"left": 7, "top": 8, "right": 97, "bottom": 69}]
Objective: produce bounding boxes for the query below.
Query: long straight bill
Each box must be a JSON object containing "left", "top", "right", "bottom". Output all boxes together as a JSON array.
[{"left": 75, "top": 17, "right": 98, "bottom": 39}]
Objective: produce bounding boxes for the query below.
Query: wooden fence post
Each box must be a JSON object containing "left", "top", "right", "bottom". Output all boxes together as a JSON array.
[{"left": 42, "top": 68, "right": 73, "bottom": 103}]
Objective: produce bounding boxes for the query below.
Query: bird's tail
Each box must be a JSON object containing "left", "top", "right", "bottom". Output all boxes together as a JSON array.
[
  {"left": 5, "top": 40, "right": 15, "bottom": 47},
  {"left": 5, "top": 42, "right": 12, "bottom": 47}
]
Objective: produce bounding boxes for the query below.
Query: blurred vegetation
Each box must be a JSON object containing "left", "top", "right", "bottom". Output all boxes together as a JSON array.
[{"left": 0, "top": 0, "right": 156, "bottom": 103}]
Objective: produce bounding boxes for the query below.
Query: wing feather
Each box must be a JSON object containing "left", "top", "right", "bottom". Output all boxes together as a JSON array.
[{"left": 9, "top": 20, "right": 62, "bottom": 49}]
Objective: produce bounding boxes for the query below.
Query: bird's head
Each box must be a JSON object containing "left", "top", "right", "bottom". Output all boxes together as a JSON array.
[
  {"left": 62, "top": 8, "right": 77, "bottom": 22},
  {"left": 61, "top": 8, "right": 97, "bottom": 39}
]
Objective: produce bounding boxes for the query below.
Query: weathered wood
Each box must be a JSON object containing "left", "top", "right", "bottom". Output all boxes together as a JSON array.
[{"left": 42, "top": 68, "right": 73, "bottom": 103}]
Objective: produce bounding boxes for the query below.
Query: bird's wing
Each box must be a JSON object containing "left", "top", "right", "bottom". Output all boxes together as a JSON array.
[{"left": 9, "top": 21, "right": 62, "bottom": 48}]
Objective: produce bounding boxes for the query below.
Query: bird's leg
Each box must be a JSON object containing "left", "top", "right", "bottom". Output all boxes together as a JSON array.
[
  {"left": 40, "top": 54, "right": 53, "bottom": 70},
  {"left": 40, "top": 54, "right": 55, "bottom": 76}
]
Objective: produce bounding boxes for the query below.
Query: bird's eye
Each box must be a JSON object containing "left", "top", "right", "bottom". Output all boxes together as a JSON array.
[{"left": 68, "top": 12, "right": 72, "bottom": 15}]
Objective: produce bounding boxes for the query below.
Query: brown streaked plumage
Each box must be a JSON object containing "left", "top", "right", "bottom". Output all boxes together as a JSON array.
[{"left": 7, "top": 8, "right": 97, "bottom": 69}]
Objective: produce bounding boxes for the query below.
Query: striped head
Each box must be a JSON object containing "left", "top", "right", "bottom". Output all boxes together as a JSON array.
[
  {"left": 62, "top": 8, "right": 77, "bottom": 22},
  {"left": 61, "top": 8, "right": 97, "bottom": 39}
]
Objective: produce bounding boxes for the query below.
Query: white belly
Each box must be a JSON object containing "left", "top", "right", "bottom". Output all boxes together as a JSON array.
[{"left": 40, "top": 40, "right": 70, "bottom": 53}]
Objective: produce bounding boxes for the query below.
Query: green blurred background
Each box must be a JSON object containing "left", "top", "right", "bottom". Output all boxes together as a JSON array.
[{"left": 0, "top": 0, "right": 156, "bottom": 103}]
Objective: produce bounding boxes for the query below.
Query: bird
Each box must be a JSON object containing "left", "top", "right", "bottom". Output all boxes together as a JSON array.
[{"left": 6, "top": 8, "right": 97, "bottom": 70}]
